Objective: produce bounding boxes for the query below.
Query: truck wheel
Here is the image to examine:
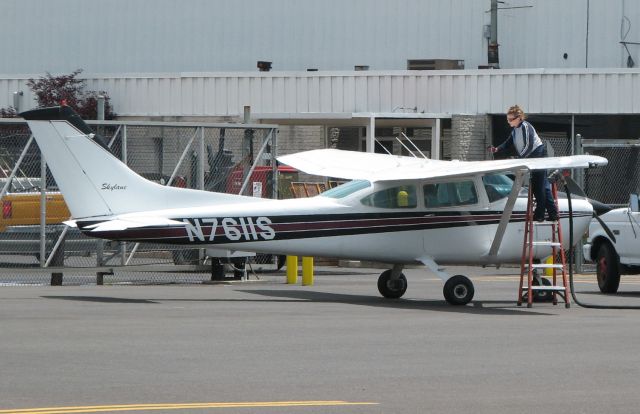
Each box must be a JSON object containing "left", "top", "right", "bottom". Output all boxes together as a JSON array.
[{"left": 596, "top": 243, "right": 620, "bottom": 293}]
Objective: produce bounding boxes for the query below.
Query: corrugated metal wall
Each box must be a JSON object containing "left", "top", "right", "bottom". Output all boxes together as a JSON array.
[
  {"left": 3, "top": 0, "right": 639, "bottom": 74},
  {"left": 4, "top": 69, "right": 639, "bottom": 116},
  {"left": 1, "top": 0, "right": 488, "bottom": 74},
  {"left": 500, "top": 0, "right": 640, "bottom": 69}
]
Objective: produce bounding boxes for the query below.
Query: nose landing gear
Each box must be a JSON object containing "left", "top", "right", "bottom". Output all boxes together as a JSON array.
[{"left": 377, "top": 265, "right": 407, "bottom": 299}]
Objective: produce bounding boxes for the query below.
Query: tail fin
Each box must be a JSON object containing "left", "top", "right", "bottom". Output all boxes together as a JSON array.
[{"left": 21, "top": 106, "right": 254, "bottom": 220}]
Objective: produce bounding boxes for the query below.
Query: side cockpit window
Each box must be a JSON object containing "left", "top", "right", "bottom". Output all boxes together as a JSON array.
[
  {"left": 423, "top": 181, "right": 478, "bottom": 208},
  {"left": 482, "top": 174, "right": 514, "bottom": 203},
  {"left": 320, "top": 180, "right": 371, "bottom": 198},
  {"left": 360, "top": 185, "right": 417, "bottom": 208}
]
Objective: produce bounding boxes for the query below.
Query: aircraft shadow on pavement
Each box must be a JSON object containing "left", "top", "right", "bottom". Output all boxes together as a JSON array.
[
  {"left": 39, "top": 292, "right": 554, "bottom": 315},
  {"left": 41, "top": 296, "right": 159, "bottom": 304},
  {"left": 239, "top": 289, "right": 553, "bottom": 316}
]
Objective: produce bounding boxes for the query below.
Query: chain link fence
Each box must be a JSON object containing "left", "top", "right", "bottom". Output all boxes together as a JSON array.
[
  {"left": 579, "top": 139, "right": 640, "bottom": 206},
  {"left": 541, "top": 133, "right": 572, "bottom": 157},
  {"left": 0, "top": 119, "right": 282, "bottom": 285},
  {"left": 541, "top": 134, "right": 640, "bottom": 206}
]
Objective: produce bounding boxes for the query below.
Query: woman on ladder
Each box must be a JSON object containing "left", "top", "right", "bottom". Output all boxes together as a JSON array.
[{"left": 489, "top": 105, "right": 559, "bottom": 222}]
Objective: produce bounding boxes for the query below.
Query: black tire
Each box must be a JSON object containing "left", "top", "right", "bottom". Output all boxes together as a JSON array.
[
  {"left": 377, "top": 269, "right": 408, "bottom": 299},
  {"left": 443, "top": 275, "right": 474, "bottom": 305},
  {"left": 532, "top": 276, "right": 553, "bottom": 302},
  {"left": 596, "top": 243, "right": 621, "bottom": 293}
]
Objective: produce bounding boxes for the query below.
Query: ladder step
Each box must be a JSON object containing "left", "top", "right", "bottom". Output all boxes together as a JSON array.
[
  {"left": 522, "top": 286, "right": 567, "bottom": 292},
  {"left": 530, "top": 264, "right": 565, "bottom": 270},
  {"left": 528, "top": 264, "right": 565, "bottom": 269},
  {"left": 524, "top": 263, "right": 564, "bottom": 269},
  {"left": 533, "top": 221, "right": 558, "bottom": 226},
  {"left": 531, "top": 241, "right": 562, "bottom": 247}
]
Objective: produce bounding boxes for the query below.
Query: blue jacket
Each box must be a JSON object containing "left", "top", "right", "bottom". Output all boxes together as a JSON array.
[{"left": 497, "top": 120, "right": 543, "bottom": 158}]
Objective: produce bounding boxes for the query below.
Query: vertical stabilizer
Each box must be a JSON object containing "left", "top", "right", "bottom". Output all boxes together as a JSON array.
[{"left": 21, "top": 106, "right": 256, "bottom": 219}]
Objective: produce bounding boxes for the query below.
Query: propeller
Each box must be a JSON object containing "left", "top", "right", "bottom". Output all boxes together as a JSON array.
[{"left": 551, "top": 172, "right": 617, "bottom": 243}]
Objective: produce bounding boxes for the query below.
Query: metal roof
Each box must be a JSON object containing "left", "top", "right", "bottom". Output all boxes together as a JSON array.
[
  {"left": 6, "top": 69, "right": 640, "bottom": 116},
  {"left": 3, "top": 68, "right": 640, "bottom": 117}
]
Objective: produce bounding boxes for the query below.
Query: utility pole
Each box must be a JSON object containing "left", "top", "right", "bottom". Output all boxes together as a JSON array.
[{"left": 488, "top": 0, "right": 500, "bottom": 68}]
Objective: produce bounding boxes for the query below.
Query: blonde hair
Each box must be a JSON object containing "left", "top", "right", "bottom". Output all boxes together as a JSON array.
[{"left": 507, "top": 105, "right": 526, "bottom": 120}]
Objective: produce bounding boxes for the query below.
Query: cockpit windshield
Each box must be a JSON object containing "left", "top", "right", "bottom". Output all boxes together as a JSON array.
[
  {"left": 482, "top": 174, "right": 514, "bottom": 202},
  {"left": 320, "top": 180, "right": 371, "bottom": 199}
]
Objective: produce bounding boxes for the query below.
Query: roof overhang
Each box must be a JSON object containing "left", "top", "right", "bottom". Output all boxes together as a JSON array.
[{"left": 252, "top": 112, "right": 451, "bottom": 126}]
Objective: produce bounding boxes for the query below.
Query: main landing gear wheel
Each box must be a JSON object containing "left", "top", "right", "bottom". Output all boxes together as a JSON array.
[
  {"left": 596, "top": 243, "right": 621, "bottom": 293},
  {"left": 443, "top": 275, "right": 474, "bottom": 306},
  {"left": 377, "top": 269, "right": 408, "bottom": 299}
]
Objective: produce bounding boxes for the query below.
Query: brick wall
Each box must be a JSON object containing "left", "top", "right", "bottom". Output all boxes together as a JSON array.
[
  {"left": 275, "top": 125, "right": 326, "bottom": 182},
  {"left": 451, "top": 115, "right": 492, "bottom": 161},
  {"left": 275, "top": 125, "right": 325, "bottom": 156}
]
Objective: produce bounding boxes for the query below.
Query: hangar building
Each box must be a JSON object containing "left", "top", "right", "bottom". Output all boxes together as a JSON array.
[{"left": 1, "top": 0, "right": 640, "bottom": 162}]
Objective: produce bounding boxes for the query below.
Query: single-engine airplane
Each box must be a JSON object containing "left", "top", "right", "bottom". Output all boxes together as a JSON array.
[{"left": 21, "top": 106, "right": 608, "bottom": 305}]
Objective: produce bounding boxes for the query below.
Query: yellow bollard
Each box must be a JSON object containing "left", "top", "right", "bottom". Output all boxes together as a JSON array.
[
  {"left": 544, "top": 255, "right": 554, "bottom": 277},
  {"left": 302, "top": 256, "right": 314, "bottom": 286},
  {"left": 286, "top": 256, "right": 298, "bottom": 284}
]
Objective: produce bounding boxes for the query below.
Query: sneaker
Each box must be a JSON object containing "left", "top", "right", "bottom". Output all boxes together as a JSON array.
[
  {"left": 533, "top": 214, "right": 545, "bottom": 222},
  {"left": 547, "top": 213, "right": 559, "bottom": 221}
]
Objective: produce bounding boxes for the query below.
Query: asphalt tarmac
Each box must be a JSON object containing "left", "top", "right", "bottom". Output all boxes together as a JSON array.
[{"left": 1, "top": 266, "right": 640, "bottom": 414}]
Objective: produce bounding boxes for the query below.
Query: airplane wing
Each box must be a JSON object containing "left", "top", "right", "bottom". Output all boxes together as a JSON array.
[{"left": 277, "top": 149, "right": 608, "bottom": 182}]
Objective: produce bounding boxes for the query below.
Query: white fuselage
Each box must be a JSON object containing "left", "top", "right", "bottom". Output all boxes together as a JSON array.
[{"left": 81, "top": 176, "right": 593, "bottom": 266}]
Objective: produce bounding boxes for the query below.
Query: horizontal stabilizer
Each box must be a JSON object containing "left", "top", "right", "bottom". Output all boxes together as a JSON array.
[
  {"left": 85, "top": 217, "right": 186, "bottom": 232},
  {"left": 63, "top": 220, "right": 78, "bottom": 228}
]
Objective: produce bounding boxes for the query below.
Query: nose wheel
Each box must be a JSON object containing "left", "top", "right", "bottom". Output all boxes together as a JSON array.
[
  {"left": 443, "top": 275, "right": 475, "bottom": 305},
  {"left": 377, "top": 268, "right": 407, "bottom": 299}
]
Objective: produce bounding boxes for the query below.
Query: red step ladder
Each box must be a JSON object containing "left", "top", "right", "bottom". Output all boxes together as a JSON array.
[{"left": 517, "top": 180, "right": 571, "bottom": 308}]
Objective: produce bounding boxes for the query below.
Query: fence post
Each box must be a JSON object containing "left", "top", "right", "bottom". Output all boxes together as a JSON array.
[
  {"left": 39, "top": 153, "right": 47, "bottom": 268},
  {"left": 574, "top": 133, "right": 584, "bottom": 273},
  {"left": 272, "top": 128, "right": 278, "bottom": 199},
  {"left": 198, "top": 126, "right": 205, "bottom": 190},
  {"left": 120, "top": 125, "right": 128, "bottom": 266},
  {"left": 570, "top": 114, "right": 575, "bottom": 156}
]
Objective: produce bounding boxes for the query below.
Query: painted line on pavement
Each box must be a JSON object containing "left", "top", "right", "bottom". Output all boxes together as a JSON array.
[{"left": 0, "top": 401, "right": 378, "bottom": 414}]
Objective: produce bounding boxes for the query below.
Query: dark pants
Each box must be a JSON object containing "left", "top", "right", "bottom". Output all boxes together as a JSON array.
[{"left": 527, "top": 146, "right": 558, "bottom": 219}]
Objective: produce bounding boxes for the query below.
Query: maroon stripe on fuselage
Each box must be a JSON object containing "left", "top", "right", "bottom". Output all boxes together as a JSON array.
[
  {"left": 81, "top": 211, "right": 580, "bottom": 243},
  {"left": 83, "top": 212, "right": 517, "bottom": 241}
]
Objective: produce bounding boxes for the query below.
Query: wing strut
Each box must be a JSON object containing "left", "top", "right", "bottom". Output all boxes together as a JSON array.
[{"left": 486, "top": 169, "right": 527, "bottom": 263}]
